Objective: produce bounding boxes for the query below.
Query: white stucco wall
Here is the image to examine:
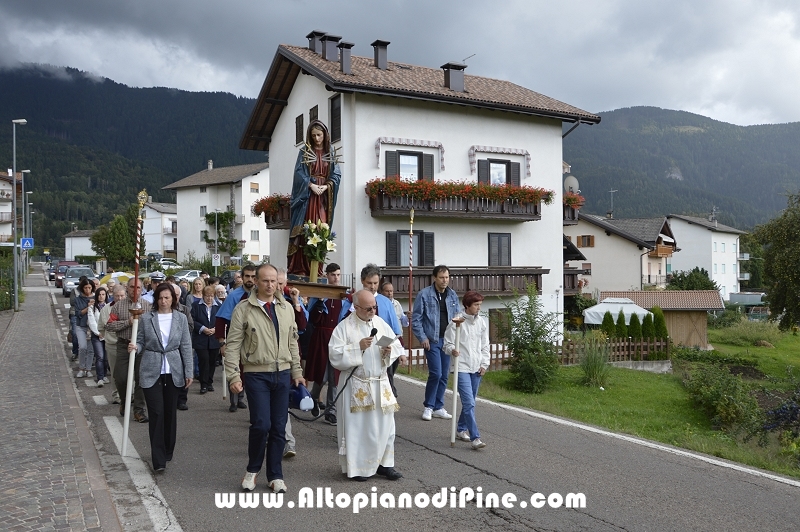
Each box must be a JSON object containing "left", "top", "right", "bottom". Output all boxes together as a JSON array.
[
  {"left": 141, "top": 205, "right": 177, "bottom": 257},
  {"left": 64, "top": 236, "right": 94, "bottom": 261},
  {"left": 267, "top": 73, "right": 565, "bottom": 313}
]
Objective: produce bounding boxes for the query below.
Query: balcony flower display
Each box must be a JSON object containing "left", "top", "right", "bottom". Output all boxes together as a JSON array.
[
  {"left": 252, "top": 193, "right": 291, "bottom": 217},
  {"left": 365, "top": 178, "right": 554, "bottom": 205},
  {"left": 563, "top": 191, "right": 585, "bottom": 208}
]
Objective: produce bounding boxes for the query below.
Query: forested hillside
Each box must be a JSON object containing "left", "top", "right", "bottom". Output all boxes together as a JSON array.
[
  {"left": 563, "top": 107, "right": 800, "bottom": 229},
  {"left": 0, "top": 65, "right": 263, "bottom": 254}
]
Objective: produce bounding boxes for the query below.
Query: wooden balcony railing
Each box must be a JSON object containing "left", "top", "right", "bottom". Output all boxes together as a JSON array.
[
  {"left": 648, "top": 244, "right": 673, "bottom": 258},
  {"left": 380, "top": 266, "right": 549, "bottom": 297},
  {"left": 369, "top": 193, "right": 542, "bottom": 222},
  {"left": 564, "top": 268, "right": 580, "bottom": 295},
  {"left": 263, "top": 202, "right": 291, "bottom": 230},
  {"left": 563, "top": 204, "right": 580, "bottom": 225}
]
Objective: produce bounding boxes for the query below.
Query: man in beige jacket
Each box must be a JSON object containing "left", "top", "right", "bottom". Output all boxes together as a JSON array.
[{"left": 224, "top": 264, "right": 305, "bottom": 494}]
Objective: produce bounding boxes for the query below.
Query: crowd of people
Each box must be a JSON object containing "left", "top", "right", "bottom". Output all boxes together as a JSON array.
[{"left": 66, "top": 263, "right": 490, "bottom": 493}]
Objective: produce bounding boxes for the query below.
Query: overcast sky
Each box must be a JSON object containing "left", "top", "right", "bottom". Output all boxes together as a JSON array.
[{"left": 1, "top": 0, "right": 798, "bottom": 126}]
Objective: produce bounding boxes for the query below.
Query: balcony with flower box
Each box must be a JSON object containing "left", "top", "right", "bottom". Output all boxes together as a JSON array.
[
  {"left": 563, "top": 267, "right": 580, "bottom": 296},
  {"left": 562, "top": 192, "right": 584, "bottom": 226},
  {"left": 365, "top": 179, "right": 553, "bottom": 222},
  {"left": 380, "top": 266, "right": 549, "bottom": 297},
  {"left": 252, "top": 193, "right": 291, "bottom": 229}
]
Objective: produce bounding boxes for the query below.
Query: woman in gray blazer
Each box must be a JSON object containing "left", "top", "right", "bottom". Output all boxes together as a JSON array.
[{"left": 129, "top": 283, "right": 193, "bottom": 472}]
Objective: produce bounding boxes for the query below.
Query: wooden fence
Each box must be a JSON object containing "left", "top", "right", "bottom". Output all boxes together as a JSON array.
[{"left": 403, "top": 338, "right": 669, "bottom": 371}]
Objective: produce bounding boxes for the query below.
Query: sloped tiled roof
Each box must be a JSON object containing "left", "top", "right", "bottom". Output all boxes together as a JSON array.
[
  {"left": 241, "top": 43, "right": 601, "bottom": 151},
  {"left": 578, "top": 214, "right": 652, "bottom": 248},
  {"left": 600, "top": 290, "right": 724, "bottom": 311},
  {"left": 145, "top": 202, "right": 176, "bottom": 214},
  {"left": 602, "top": 217, "right": 674, "bottom": 245},
  {"left": 667, "top": 214, "right": 746, "bottom": 235},
  {"left": 163, "top": 163, "right": 268, "bottom": 190},
  {"left": 63, "top": 229, "right": 97, "bottom": 238}
]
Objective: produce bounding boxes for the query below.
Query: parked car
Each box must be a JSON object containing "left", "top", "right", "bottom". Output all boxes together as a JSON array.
[
  {"left": 172, "top": 269, "right": 202, "bottom": 283},
  {"left": 158, "top": 258, "right": 182, "bottom": 269},
  {"left": 146, "top": 252, "right": 163, "bottom": 262},
  {"left": 54, "top": 261, "right": 79, "bottom": 288},
  {"left": 47, "top": 263, "right": 58, "bottom": 281},
  {"left": 62, "top": 266, "right": 97, "bottom": 297}
]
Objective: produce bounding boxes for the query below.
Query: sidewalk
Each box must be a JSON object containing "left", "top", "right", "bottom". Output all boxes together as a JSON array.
[{"left": 0, "top": 266, "right": 121, "bottom": 531}]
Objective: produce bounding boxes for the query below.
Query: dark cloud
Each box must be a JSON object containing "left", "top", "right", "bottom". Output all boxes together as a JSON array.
[{"left": 1, "top": 0, "right": 799, "bottom": 124}]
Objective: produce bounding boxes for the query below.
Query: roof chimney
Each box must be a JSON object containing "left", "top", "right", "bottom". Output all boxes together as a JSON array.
[
  {"left": 606, "top": 210, "right": 613, "bottom": 219},
  {"left": 337, "top": 41, "right": 355, "bottom": 74},
  {"left": 148, "top": 195, "right": 152, "bottom": 203},
  {"left": 371, "top": 39, "right": 390, "bottom": 70},
  {"left": 321, "top": 34, "right": 342, "bottom": 61},
  {"left": 441, "top": 62, "right": 467, "bottom": 92},
  {"left": 306, "top": 30, "right": 326, "bottom": 54},
  {"left": 207, "top": 160, "right": 213, "bottom": 171}
]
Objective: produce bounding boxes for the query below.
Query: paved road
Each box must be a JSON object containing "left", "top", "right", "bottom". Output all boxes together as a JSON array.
[{"left": 5, "top": 264, "right": 800, "bottom": 530}]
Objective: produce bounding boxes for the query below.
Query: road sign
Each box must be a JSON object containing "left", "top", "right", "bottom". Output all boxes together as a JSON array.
[
  {"left": 21, "top": 238, "right": 34, "bottom": 250},
  {"left": 212, "top": 253, "right": 221, "bottom": 266}
]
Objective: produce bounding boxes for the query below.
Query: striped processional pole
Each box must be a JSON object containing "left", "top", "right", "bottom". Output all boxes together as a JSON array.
[{"left": 407, "top": 207, "right": 414, "bottom": 373}]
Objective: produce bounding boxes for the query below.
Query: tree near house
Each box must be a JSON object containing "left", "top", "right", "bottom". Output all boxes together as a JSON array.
[
  {"left": 203, "top": 210, "right": 240, "bottom": 257},
  {"left": 652, "top": 306, "right": 669, "bottom": 338},
  {"left": 601, "top": 311, "right": 616, "bottom": 338},
  {"left": 615, "top": 310, "right": 628, "bottom": 339},
  {"left": 755, "top": 192, "right": 800, "bottom": 330},
  {"left": 666, "top": 267, "right": 719, "bottom": 291},
  {"left": 90, "top": 203, "right": 145, "bottom": 268},
  {"left": 642, "top": 313, "right": 655, "bottom": 338},
  {"left": 628, "top": 313, "right": 642, "bottom": 339}
]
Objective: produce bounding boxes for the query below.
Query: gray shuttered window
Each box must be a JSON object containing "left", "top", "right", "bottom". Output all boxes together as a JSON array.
[
  {"left": 489, "top": 233, "right": 511, "bottom": 266},
  {"left": 385, "top": 151, "right": 399, "bottom": 179},
  {"left": 510, "top": 162, "right": 521, "bottom": 186},
  {"left": 384, "top": 150, "right": 434, "bottom": 181},
  {"left": 477, "top": 159, "right": 521, "bottom": 185},
  {"left": 386, "top": 230, "right": 434, "bottom": 266},
  {"left": 295, "top": 114, "right": 303, "bottom": 144},
  {"left": 310, "top": 105, "right": 318, "bottom": 122},
  {"left": 477, "top": 160, "right": 490, "bottom": 184},
  {"left": 422, "top": 153, "right": 434, "bottom": 181},
  {"left": 330, "top": 95, "right": 341, "bottom": 142}
]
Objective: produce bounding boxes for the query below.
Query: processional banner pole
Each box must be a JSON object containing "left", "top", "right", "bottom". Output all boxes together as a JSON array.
[
  {"left": 450, "top": 315, "right": 465, "bottom": 446},
  {"left": 122, "top": 190, "right": 148, "bottom": 457},
  {"left": 406, "top": 208, "right": 414, "bottom": 373}
]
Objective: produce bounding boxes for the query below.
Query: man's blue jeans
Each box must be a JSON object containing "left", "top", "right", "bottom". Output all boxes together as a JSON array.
[
  {"left": 424, "top": 338, "right": 450, "bottom": 411},
  {"left": 457, "top": 371, "right": 482, "bottom": 440},
  {"left": 244, "top": 370, "right": 290, "bottom": 481}
]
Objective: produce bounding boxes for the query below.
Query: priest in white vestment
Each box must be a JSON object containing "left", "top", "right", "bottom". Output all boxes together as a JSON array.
[{"left": 329, "top": 290, "right": 406, "bottom": 481}]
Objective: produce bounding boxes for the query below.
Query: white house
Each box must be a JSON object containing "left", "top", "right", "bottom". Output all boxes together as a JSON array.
[
  {"left": 63, "top": 230, "right": 96, "bottom": 260},
  {"left": 141, "top": 201, "right": 178, "bottom": 260},
  {"left": 0, "top": 175, "right": 15, "bottom": 246},
  {"left": 163, "top": 161, "right": 270, "bottom": 264},
  {"left": 239, "top": 31, "right": 600, "bottom": 316},
  {"left": 563, "top": 214, "right": 677, "bottom": 294},
  {"left": 666, "top": 214, "right": 747, "bottom": 301}
]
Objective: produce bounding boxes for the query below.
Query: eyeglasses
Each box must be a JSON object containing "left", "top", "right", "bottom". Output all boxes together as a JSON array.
[{"left": 355, "top": 304, "right": 378, "bottom": 312}]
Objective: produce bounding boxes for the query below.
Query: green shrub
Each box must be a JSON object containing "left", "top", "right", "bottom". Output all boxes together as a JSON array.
[
  {"left": 671, "top": 346, "right": 758, "bottom": 366},
  {"left": 642, "top": 313, "right": 655, "bottom": 338},
  {"left": 579, "top": 337, "right": 610, "bottom": 387},
  {"left": 601, "top": 311, "right": 615, "bottom": 337},
  {"left": 683, "top": 363, "right": 762, "bottom": 432},
  {"left": 708, "top": 306, "right": 745, "bottom": 329},
  {"left": 718, "top": 320, "right": 783, "bottom": 347},
  {"left": 499, "top": 283, "right": 560, "bottom": 394},
  {"left": 615, "top": 310, "right": 627, "bottom": 339},
  {"left": 628, "top": 313, "right": 642, "bottom": 339},
  {"left": 652, "top": 306, "right": 669, "bottom": 338}
]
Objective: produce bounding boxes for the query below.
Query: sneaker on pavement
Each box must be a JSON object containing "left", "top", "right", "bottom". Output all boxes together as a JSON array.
[
  {"left": 471, "top": 438, "right": 487, "bottom": 450},
  {"left": 324, "top": 413, "right": 337, "bottom": 426},
  {"left": 432, "top": 408, "right": 452, "bottom": 419},
  {"left": 86, "top": 370, "right": 93, "bottom": 378},
  {"left": 283, "top": 444, "right": 296, "bottom": 458},
  {"left": 242, "top": 472, "right": 258, "bottom": 491},
  {"left": 269, "top": 479, "right": 287, "bottom": 493},
  {"left": 311, "top": 402, "right": 320, "bottom": 418},
  {"left": 422, "top": 407, "right": 433, "bottom": 421},
  {"left": 96, "top": 380, "right": 104, "bottom": 388},
  {"left": 76, "top": 370, "right": 85, "bottom": 378},
  {"left": 103, "top": 377, "right": 110, "bottom": 384},
  {"left": 456, "top": 430, "right": 471, "bottom": 442}
]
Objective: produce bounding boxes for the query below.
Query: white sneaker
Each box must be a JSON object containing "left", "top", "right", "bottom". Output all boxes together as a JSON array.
[
  {"left": 269, "top": 479, "right": 287, "bottom": 493},
  {"left": 422, "top": 407, "right": 433, "bottom": 421},
  {"left": 86, "top": 370, "right": 93, "bottom": 378},
  {"left": 241, "top": 472, "right": 258, "bottom": 491},
  {"left": 456, "top": 430, "right": 471, "bottom": 442},
  {"left": 102, "top": 377, "right": 110, "bottom": 384},
  {"left": 432, "top": 408, "right": 452, "bottom": 419},
  {"left": 471, "top": 439, "right": 486, "bottom": 450},
  {"left": 96, "top": 380, "right": 104, "bottom": 388},
  {"left": 76, "top": 370, "right": 85, "bottom": 378},
  {"left": 283, "top": 444, "right": 296, "bottom": 458}
]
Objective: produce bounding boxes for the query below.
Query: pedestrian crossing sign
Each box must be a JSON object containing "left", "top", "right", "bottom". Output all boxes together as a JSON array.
[{"left": 21, "top": 238, "right": 34, "bottom": 250}]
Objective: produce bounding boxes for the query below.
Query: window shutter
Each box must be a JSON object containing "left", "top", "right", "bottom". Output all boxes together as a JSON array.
[
  {"left": 295, "top": 114, "right": 303, "bottom": 144},
  {"left": 500, "top": 234, "right": 511, "bottom": 266},
  {"left": 422, "top": 154, "right": 434, "bottom": 181},
  {"left": 422, "top": 232, "right": 435, "bottom": 266},
  {"left": 489, "top": 234, "right": 499, "bottom": 266},
  {"left": 330, "top": 95, "right": 341, "bottom": 142},
  {"left": 310, "top": 105, "right": 318, "bottom": 122},
  {"left": 589, "top": 235, "right": 595, "bottom": 247},
  {"left": 510, "top": 162, "right": 521, "bottom": 187},
  {"left": 576, "top": 236, "right": 582, "bottom": 248},
  {"left": 386, "top": 231, "right": 399, "bottom": 266},
  {"left": 385, "top": 151, "right": 399, "bottom": 180},
  {"left": 477, "top": 160, "right": 489, "bottom": 184}
]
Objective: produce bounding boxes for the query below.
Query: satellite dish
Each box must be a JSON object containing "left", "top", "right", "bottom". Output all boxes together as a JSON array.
[{"left": 564, "top": 174, "right": 580, "bottom": 193}]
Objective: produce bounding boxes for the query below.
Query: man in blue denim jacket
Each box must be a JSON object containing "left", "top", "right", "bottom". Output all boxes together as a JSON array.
[{"left": 412, "top": 265, "right": 460, "bottom": 421}]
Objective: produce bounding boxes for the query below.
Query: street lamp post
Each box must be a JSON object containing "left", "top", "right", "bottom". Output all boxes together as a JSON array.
[
  {"left": 27, "top": 202, "right": 33, "bottom": 239},
  {"left": 214, "top": 210, "right": 220, "bottom": 276},
  {"left": 11, "top": 118, "right": 27, "bottom": 312}
]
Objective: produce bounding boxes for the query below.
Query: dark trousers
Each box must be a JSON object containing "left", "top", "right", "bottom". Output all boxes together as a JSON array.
[
  {"left": 244, "top": 370, "right": 290, "bottom": 481},
  {"left": 196, "top": 348, "right": 220, "bottom": 388},
  {"left": 142, "top": 374, "right": 180, "bottom": 469},
  {"left": 114, "top": 342, "right": 146, "bottom": 414}
]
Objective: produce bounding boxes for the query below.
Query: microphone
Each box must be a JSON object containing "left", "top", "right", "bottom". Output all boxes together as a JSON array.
[{"left": 370, "top": 328, "right": 378, "bottom": 338}]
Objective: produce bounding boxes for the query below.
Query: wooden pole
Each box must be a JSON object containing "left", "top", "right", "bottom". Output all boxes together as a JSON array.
[
  {"left": 406, "top": 208, "right": 414, "bottom": 374},
  {"left": 450, "top": 315, "right": 465, "bottom": 447}
]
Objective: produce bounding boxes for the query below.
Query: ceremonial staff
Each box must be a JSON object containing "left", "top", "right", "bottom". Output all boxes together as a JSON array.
[
  {"left": 406, "top": 208, "right": 414, "bottom": 373},
  {"left": 450, "top": 314, "right": 465, "bottom": 446},
  {"left": 122, "top": 190, "right": 148, "bottom": 457}
]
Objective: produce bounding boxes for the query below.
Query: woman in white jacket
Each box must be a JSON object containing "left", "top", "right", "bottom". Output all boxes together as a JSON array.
[
  {"left": 87, "top": 287, "right": 110, "bottom": 387},
  {"left": 443, "top": 291, "right": 489, "bottom": 449}
]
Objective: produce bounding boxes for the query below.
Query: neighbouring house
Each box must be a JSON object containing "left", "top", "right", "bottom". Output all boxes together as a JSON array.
[
  {"left": 600, "top": 290, "right": 724, "bottom": 348},
  {"left": 563, "top": 214, "right": 677, "bottom": 294},
  {"left": 163, "top": 160, "right": 270, "bottom": 265},
  {"left": 239, "top": 30, "right": 600, "bottom": 318},
  {"left": 0, "top": 174, "right": 15, "bottom": 246},
  {"left": 141, "top": 200, "right": 178, "bottom": 260},
  {"left": 666, "top": 214, "right": 747, "bottom": 301},
  {"left": 63, "top": 230, "right": 96, "bottom": 261}
]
